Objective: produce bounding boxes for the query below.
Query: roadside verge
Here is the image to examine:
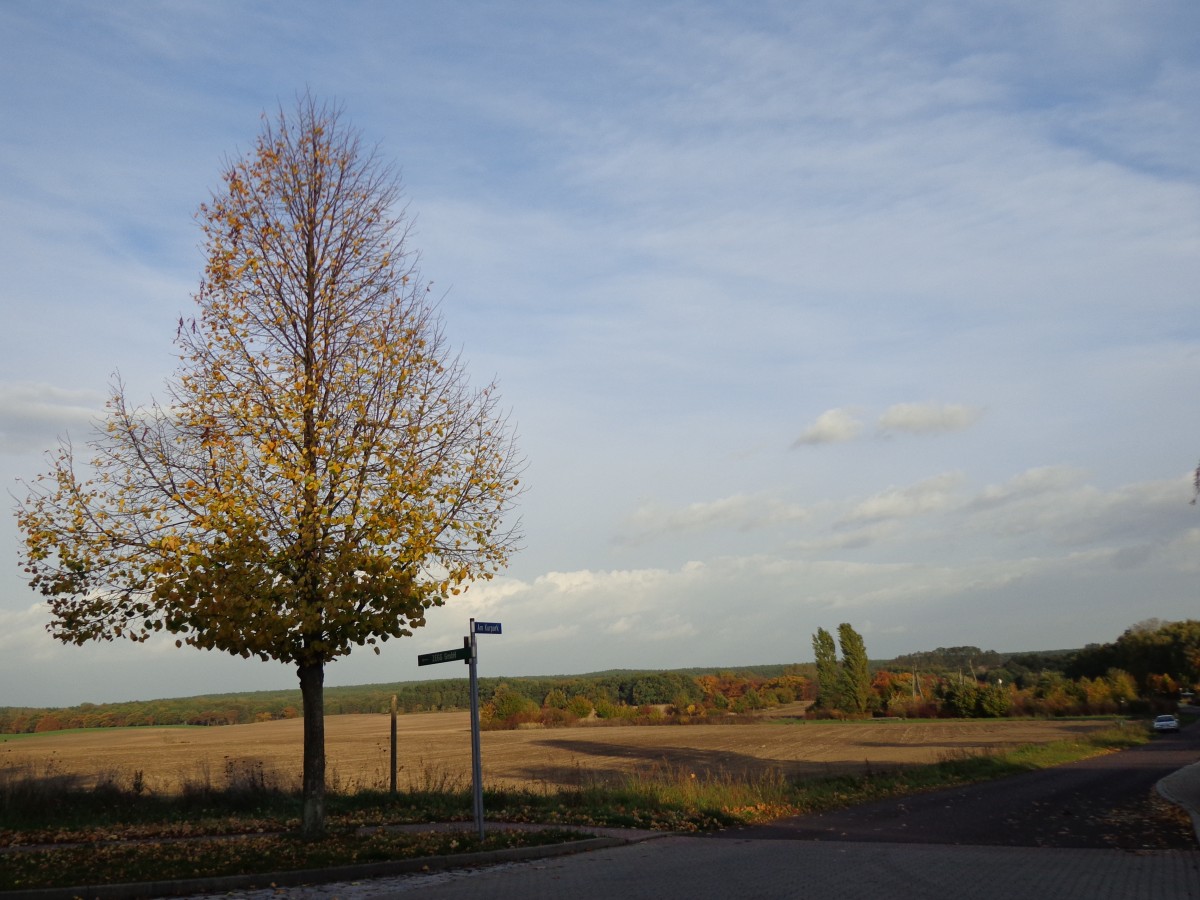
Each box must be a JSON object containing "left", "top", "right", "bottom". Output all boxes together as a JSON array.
[{"left": 2, "top": 826, "right": 665, "bottom": 900}]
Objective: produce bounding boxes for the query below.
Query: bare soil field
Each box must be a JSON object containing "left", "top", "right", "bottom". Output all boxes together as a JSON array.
[{"left": 0, "top": 712, "right": 1117, "bottom": 794}]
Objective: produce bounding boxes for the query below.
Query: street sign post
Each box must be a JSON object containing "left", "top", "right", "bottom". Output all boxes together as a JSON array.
[
  {"left": 418, "top": 621, "right": 501, "bottom": 841},
  {"left": 467, "top": 618, "right": 500, "bottom": 840}
]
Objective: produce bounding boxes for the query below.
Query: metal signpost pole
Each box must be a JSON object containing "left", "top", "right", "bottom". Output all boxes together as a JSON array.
[
  {"left": 468, "top": 619, "right": 484, "bottom": 840},
  {"left": 418, "top": 622, "right": 499, "bottom": 843}
]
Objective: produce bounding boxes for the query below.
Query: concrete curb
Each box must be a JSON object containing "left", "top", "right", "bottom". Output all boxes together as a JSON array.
[
  {"left": 2, "top": 831, "right": 642, "bottom": 900},
  {"left": 1156, "top": 760, "right": 1200, "bottom": 845}
]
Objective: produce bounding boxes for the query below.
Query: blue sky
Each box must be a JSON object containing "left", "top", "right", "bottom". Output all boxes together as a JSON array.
[{"left": 1, "top": 1, "right": 1198, "bottom": 707}]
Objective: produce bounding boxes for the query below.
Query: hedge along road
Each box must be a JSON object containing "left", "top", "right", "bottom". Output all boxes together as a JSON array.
[{"left": 711, "top": 723, "right": 1200, "bottom": 850}]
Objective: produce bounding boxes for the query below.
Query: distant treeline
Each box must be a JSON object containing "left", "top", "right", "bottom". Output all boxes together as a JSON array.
[
  {"left": 0, "top": 664, "right": 811, "bottom": 734},
  {"left": 6, "top": 621, "right": 1198, "bottom": 734},
  {"left": 822, "top": 620, "right": 1199, "bottom": 721}
]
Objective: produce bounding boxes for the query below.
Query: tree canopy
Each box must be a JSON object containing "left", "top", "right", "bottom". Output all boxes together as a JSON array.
[
  {"left": 1068, "top": 619, "right": 1200, "bottom": 690},
  {"left": 17, "top": 95, "right": 523, "bottom": 834},
  {"left": 837, "top": 623, "right": 871, "bottom": 715},
  {"left": 811, "top": 627, "right": 840, "bottom": 711}
]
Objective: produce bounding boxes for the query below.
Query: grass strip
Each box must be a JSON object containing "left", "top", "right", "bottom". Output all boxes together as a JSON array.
[{"left": 1, "top": 828, "right": 586, "bottom": 891}]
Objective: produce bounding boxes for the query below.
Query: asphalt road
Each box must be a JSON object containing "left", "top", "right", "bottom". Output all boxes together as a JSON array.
[
  {"left": 711, "top": 725, "right": 1200, "bottom": 850},
  {"left": 188, "top": 837, "right": 1200, "bottom": 900}
]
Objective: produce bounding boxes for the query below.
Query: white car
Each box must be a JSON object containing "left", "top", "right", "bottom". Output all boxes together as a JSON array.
[{"left": 1153, "top": 714, "right": 1180, "bottom": 733}]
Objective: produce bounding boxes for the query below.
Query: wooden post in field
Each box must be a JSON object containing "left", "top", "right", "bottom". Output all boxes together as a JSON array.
[{"left": 390, "top": 694, "right": 398, "bottom": 796}]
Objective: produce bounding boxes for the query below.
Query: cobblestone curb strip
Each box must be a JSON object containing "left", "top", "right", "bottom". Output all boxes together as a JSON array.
[
  {"left": 1, "top": 835, "right": 626, "bottom": 900},
  {"left": 1158, "top": 761, "right": 1200, "bottom": 844}
]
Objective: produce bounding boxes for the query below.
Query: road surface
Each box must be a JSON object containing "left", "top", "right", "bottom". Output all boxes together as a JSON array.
[{"left": 712, "top": 725, "right": 1200, "bottom": 849}]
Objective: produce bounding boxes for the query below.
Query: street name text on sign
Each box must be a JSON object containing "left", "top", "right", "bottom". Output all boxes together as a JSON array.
[
  {"left": 474, "top": 621, "right": 502, "bottom": 634},
  {"left": 416, "top": 646, "right": 470, "bottom": 666}
]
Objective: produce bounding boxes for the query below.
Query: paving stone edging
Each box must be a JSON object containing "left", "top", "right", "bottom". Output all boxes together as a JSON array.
[{"left": 1156, "top": 760, "right": 1200, "bottom": 843}]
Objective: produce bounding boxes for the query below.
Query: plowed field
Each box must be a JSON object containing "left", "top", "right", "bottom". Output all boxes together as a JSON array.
[{"left": 0, "top": 710, "right": 1117, "bottom": 794}]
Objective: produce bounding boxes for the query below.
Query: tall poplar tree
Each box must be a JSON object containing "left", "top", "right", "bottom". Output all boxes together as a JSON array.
[
  {"left": 17, "top": 95, "right": 523, "bottom": 836},
  {"left": 838, "top": 623, "right": 872, "bottom": 716},
  {"left": 812, "top": 627, "right": 841, "bottom": 710}
]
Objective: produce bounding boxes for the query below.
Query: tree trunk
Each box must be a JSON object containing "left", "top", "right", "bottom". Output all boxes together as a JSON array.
[{"left": 298, "top": 660, "right": 326, "bottom": 837}]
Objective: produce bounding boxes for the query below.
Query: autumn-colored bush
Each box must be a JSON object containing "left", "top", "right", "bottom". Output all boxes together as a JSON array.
[
  {"left": 594, "top": 698, "right": 621, "bottom": 719},
  {"left": 538, "top": 707, "right": 578, "bottom": 728},
  {"left": 566, "top": 695, "right": 594, "bottom": 719},
  {"left": 976, "top": 685, "right": 1011, "bottom": 717},
  {"left": 805, "top": 706, "right": 849, "bottom": 721},
  {"left": 877, "top": 695, "right": 940, "bottom": 719}
]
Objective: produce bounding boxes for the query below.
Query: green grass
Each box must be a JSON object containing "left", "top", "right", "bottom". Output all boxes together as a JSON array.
[
  {"left": 0, "top": 721, "right": 1151, "bottom": 890},
  {"left": 1, "top": 828, "right": 587, "bottom": 891}
]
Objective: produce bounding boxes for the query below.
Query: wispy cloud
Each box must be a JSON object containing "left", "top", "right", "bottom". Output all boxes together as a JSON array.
[
  {"left": 0, "top": 383, "right": 105, "bottom": 454},
  {"left": 0, "top": 602, "right": 55, "bottom": 661},
  {"left": 623, "top": 493, "right": 809, "bottom": 540},
  {"left": 878, "top": 403, "right": 983, "bottom": 436},
  {"left": 789, "top": 522, "right": 901, "bottom": 554},
  {"left": 792, "top": 408, "right": 864, "bottom": 447},
  {"left": 840, "top": 472, "right": 966, "bottom": 525},
  {"left": 964, "top": 472, "right": 1196, "bottom": 551},
  {"left": 968, "top": 466, "right": 1085, "bottom": 511},
  {"left": 793, "top": 403, "right": 982, "bottom": 448}
]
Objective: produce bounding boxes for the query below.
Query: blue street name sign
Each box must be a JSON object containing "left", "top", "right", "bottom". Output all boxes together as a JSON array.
[
  {"left": 474, "top": 622, "right": 502, "bottom": 634},
  {"left": 417, "top": 646, "right": 471, "bottom": 666}
]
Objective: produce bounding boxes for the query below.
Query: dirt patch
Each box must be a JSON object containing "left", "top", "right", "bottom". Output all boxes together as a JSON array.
[{"left": 0, "top": 714, "right": 1116, "bottom": 793}]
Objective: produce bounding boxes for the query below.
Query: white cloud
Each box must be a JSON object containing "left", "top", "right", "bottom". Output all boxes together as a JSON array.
[
  {"left": 622, "top": 493, "right": 808, "bottom": 540},
  {"left": 401, "top": 522, "right": 1200, "bottom": 678},
  {"left": 792, "top": 408, "right": 865, "bottom": 446},
  {"left": 969, "top": 466, "right": 1085, "bottom": 510},
  {"left": 878, "top": 403, "right": 983, "bottom": 436},
  {"left": 409, "top": 564, "right": 711, "bottom": 669},
  {"left": 794, "top": 403, "right": 983, "bottom": 448},
  {"left": 841, "top": 472, "right": 966, "bottom": 524},
  {"left": 958, "top": 471, "right": 1194, "bottom": 552}
]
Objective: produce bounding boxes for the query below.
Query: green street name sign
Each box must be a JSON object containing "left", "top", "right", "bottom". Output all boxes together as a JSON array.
[{"left": 417, "top": 646, "right": 471, "bottom": 666}]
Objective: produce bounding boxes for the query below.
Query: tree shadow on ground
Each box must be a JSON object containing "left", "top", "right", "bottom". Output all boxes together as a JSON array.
[{"left": 507, "top": 737, "right": 891, "bottom": 788}]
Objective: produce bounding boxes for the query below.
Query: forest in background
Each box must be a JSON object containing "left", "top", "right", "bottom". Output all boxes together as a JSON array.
[
  {"left": 3, "top": 619, "right": 1195, "bottom": 734},
  {"left": 1, "top": 664, "right": 803, "bottom": 733}
]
